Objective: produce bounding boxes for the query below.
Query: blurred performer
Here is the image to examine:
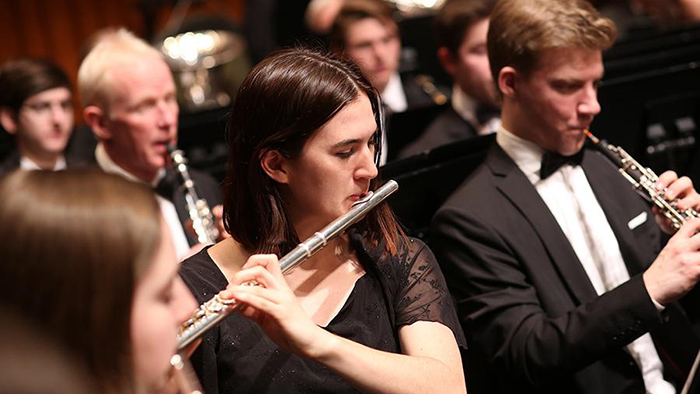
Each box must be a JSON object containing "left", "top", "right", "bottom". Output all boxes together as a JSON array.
[
  {"left": 431, "top": 0, "right": 700, "bottom": 393},
  {"left": 0, "top": 169, "right": 198, "bottom": 394},
  {"left": 0, "top": 58, "right": 80, "bottom": 176},
  {"left": 329, "top": 0, "right": 443, "bottom": 113},
  {"left": 0, "top": 309, "right": 92, "bottom": 394},
  {"left": 79, "top": 28, "right": 224, "bottom": 259},
  {"left": 180, "top": 47, "right": 467, "bottom": 394},
  {"left": 399, "top": 0, "right": 499, "bottom": 158}
]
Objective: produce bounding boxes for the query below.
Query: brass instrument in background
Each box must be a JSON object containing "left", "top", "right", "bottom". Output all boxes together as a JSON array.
[
  {"left": 415, "top": 75, "right": 448, "bottom": 106},
  {"left": 176, "top": 180, "right": 399, "bottom": 350},
  {"left": 585, "top": 131, "right": 700, "bottom": 230},
  {"left": 168, "top": 146, "right": 220, "bottom": 244}
]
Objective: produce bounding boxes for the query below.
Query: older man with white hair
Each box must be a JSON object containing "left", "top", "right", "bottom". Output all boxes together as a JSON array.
[{"left": 79, "top": 28, "right": 224, "bottom": 259}]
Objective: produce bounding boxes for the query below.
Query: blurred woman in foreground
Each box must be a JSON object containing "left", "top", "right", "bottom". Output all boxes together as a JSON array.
[{"left": 0, "top": 169, "right": 198, "bottom": 394}]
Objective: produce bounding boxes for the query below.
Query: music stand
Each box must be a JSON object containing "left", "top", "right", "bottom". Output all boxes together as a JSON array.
[{"left": 380, "top": 134, "right": 494, "bottom": 241}]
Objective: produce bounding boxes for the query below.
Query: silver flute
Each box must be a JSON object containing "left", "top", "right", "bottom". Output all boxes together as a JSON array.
[
  {"left": 168, "top": 146, "right": 220, "bottom": 244},
  {"left": 176, "top": 179, "right": 399, "bottom": 350},
  {"left": 585, "top": 130, "right": 700, "bottom": 230}
]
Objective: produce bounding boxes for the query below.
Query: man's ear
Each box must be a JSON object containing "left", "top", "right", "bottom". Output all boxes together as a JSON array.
[
  {"left": 83, "top": 105, "right": 112, "bottom": 141},
  {"left": 0, "top": 108, "right": 18, "bottom": 135},
  {"left": 498, "top": 66, "right": 518, "bottom": 99},
  {"left": 260, "top": 149, "right": 290, "bottom": 184},
  {"left": 438, "top": 47, "right": 458, "bottom": 78}
]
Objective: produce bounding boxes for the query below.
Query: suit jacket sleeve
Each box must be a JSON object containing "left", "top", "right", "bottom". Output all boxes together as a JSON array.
[{"left": 431, "top": 205, "right": 665, "bottom": 386}]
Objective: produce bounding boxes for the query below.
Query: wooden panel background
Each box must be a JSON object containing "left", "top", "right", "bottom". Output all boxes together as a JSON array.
[{"left": 0, "top": 0, "right": 244, "bottom": 120}]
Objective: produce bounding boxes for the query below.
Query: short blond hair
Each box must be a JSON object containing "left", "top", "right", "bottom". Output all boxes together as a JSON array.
[
  {"left": 78, "top": 28, "right": 164, "bottom": 108},
  {"left": 488, "top": 0, "right": 617, "bottom": 82}
]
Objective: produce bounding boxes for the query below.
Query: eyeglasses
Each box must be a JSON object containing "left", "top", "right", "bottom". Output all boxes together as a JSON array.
[{"left": 22, "top": 99, "right": 73, "bottom": 116}]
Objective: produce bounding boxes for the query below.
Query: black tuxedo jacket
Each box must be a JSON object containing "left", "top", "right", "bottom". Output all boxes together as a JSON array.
[
  {"left": 397, "top": 106, "right": 477, "bottom": 159},
  {"left": 401, "top": 73, "right": 445, "bottom": 111},
  {"left": 431, "top": 143, "right": 699, "bottom": 394}
]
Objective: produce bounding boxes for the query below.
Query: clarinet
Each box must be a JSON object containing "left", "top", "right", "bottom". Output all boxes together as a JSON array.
[
  {"left": 585, "top": 131, "right": 700, "bottom": 230},
  {"left": 167, "top": 146, "right": 220, "bottom": 244},
  {"left": 176, "top": 179, "right": 399, "bottom": 350}
]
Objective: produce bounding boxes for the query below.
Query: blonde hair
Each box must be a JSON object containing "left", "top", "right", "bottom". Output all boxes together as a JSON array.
[
  {"left": 488, "top": 0, "right": 617, "bottom": 81},
  {"left": 78, "top": 28, "right": 164, "bottom": 108}
]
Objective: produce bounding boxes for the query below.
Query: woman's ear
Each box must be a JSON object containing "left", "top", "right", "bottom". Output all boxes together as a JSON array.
[{"left": 260, "top": 149, "right": 290, "bottom": 184}]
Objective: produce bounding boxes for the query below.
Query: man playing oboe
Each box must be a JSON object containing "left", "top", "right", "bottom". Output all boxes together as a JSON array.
[{"left": 431, "top": 0, "right": 700, "bottom": 393}]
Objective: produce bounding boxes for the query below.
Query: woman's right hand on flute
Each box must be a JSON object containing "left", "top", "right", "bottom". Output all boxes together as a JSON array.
[{"left": 218, "top": 255, "right": 332, "bottom": 358}]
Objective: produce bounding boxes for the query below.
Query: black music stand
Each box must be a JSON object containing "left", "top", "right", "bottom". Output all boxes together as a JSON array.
[
  {"left": 385, "top": 104, "right": 447, "bottom": 161},
  {"left": 592, "top": 62, "right": 700, "bottom": 183},
  {"left": 380, "top": 133, "right": 494, "bottom": 241}
]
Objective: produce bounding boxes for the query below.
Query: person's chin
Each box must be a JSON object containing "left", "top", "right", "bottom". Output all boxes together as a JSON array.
[
  {"left": 148, "top": 158, "right": 167, "bottom": 172},
  {"left": 560, "top": 140, "right": 585, "bottom": 156},
  {"left": 43, "top": 141, "right": 69, "bottom": 153}
]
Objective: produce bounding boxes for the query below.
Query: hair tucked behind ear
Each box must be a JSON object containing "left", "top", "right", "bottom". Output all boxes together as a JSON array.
[{"left": 223, "top": 47, "right": 406, "bottom": 257}]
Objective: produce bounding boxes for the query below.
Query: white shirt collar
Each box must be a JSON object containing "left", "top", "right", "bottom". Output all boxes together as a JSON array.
[
  {"left": 496, "top": 125, "right": 544, "bottom": 184},
  {"left": 95, "top": 143, "right": 164, "bottom": 187},
  {"left": 452, "top": 84, "right": 500, "bottom": 135},
  {"left": 451, "top": 84, "right": 479, "bottom": 127},
  {"left": 20, "top": 155, "right": 66, "bottom": 171},
  {"left": 381, "top": 72, "right": 408, "bottom": 113}
]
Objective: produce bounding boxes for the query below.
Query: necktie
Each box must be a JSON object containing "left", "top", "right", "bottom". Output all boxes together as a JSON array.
[
  {"left": 540, "top": 149, "right": 584, "bottom": 179},
  {"left": 475, "top": 105, "right": 500, "bottom": 125}
]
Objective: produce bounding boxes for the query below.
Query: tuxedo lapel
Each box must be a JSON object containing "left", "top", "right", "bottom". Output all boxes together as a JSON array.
[
  {"left": 487, "top": 146, "right": 599, "bottom": 304},
  {"left": 582, "top": 150, "right": 652, "bottom": 276}
]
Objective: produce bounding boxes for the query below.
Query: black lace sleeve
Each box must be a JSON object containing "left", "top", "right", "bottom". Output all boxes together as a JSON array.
[{"left": 371, "top": 237, "right": 467, "bottom": 349}]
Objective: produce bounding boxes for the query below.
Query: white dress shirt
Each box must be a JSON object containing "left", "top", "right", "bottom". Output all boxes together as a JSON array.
[
  {"left": 20, "top": 155, "right": 67, "bottom": 171},
  {"left": 497, "top": 127, "right": 675, "bottom": 394},
  {"left": 381, "top": 72, "right": 408, "bottom": 113},
  {"left": 451, "top": 84, "right": 500, "bottom": 136},
  {"left": 95, "top": 143, "right": 191, "bottom": 260}
]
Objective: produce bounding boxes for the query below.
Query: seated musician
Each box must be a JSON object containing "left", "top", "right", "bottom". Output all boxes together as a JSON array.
[
  {"left": 328, "top": 0, "right": 447, "bottom": 114},
  {"left": 431, "top": 0, "right": 700, "bottom": 393},
  {"left": 78, "top": 28, "right": 224, "bottom": 259},
  {"left": 179, "top": 47, "right": 467, "bottom": 394},
  {"left": 398, "top": 0, "right": 501, "bottom": 158},
  {"left": 0, "top": 169, "right": 198, "bottom": 394},
  {"left": 0, "top": 58, "right": 80, "bottom": 176}
]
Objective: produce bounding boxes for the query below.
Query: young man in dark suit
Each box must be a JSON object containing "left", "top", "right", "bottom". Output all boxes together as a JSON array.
[
  {"left": 431, "top": 0, "right": 700, "bottom": 393},
  {"left": 79, "top": 29, "right": 225, "bottom": 260},
  {"left": 0, "top": 59, "right": 82, "bottom": 176},
  {"left": 329, "top": 0, "right": 443, "bottom": 114},
  {"left": 399, "top": 0, "right": 500, "bottom": 158}
]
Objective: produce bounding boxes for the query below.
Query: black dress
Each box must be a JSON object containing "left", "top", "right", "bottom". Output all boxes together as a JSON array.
[{"left": 179, "top": 232, "right": 467, "bottom": 394}]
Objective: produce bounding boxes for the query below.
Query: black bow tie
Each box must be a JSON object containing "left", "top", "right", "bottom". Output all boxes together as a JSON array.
[
  {"left": 539, "top": 149, "right": 584, "bottom": 179},
  {"left": 475, "top": 105, "right": 500, "bottom": 125}
]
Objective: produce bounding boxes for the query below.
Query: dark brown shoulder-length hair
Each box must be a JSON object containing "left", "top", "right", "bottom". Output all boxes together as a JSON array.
[
  {"left": 224, "top": 47, "right": 405, "bottom": 257},
  {"left": 0, "top": 169, "right": 162, "bottom": 394}
]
